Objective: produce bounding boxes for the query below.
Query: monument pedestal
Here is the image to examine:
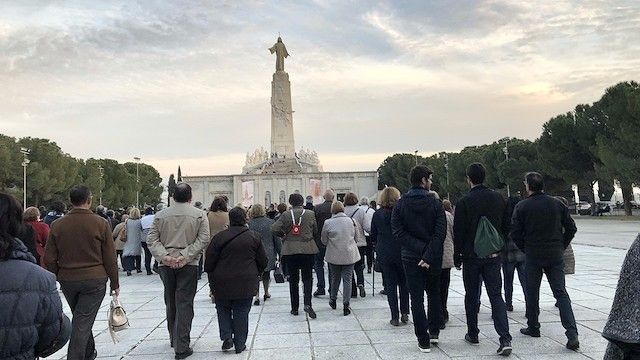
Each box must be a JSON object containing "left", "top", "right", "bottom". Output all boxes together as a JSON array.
[{"left": 270, "top": 71, "right": 295, "bottom": 159}]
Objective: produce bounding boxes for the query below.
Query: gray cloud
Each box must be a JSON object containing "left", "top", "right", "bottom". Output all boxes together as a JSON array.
[{"left": 0, "top": 0, "right": 638, "bottom": 178}]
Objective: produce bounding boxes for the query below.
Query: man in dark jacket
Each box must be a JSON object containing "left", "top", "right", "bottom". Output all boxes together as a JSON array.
[
  {"left": 391, "top": 165, "right": 445, "bottom": 353},
  {"left": 453, "top": 163, "right": 512, "bottom": 356},
  {"left": 313, "top": 190, "right": 334, "bottom": 297},
  {"left": 510, "top": 172, "right": 579, "bottom": 351}
]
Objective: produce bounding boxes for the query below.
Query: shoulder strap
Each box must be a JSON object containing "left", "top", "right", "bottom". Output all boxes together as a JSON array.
[
  {"left": 350, "top": 208, "right": 359, "bottom": 219},
  {"left": 217, "top": 229, "right": 249, "bottom": 253},
  {"left": 291, "top": 209, "right": 306, "bottom": 225}
]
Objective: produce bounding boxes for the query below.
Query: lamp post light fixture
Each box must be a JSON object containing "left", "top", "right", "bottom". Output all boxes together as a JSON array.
[
  {"left": 20, "top": 147, "right": 30, "bottom": 207},
  {"left": 98, "top": 165, "right": 104, "bottom": 206},
  {"left": 134, "top": 157, "right": 141, "bottom": 208},
  {"left": 500, "top": 138, "right": 511, "bottom": 197}
]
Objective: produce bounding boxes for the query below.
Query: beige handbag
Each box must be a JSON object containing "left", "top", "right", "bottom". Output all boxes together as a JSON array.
[{"left": 108, "top": 294, "right": 130, "bottom": 343}]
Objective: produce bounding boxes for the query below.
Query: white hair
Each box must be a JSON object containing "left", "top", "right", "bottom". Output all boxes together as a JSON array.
[{"left": 359, "top": 197, "right": 369, "bottom": 206}]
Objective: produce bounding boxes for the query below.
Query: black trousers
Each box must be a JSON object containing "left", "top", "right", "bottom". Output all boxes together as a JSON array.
[
  {"left": 503, "top": 260, "right": 527, "bottom": 307},
  {"left": 440, "top": 268, "right": 451, "bottom": 321},
  {"left": 123, "top": 255, "right": 141, "bottom": 272},
  {"left": 525, "top": 256, "right": 578, "bottom": 339},
  {"left": 462, "top": 256, "right": 511, "bottom": 344},
  {"left": 350, "top": 247, "right": 366, "bottom": 295},
  {"left": 216, "top": 298, "right": 252, "bottom": 349},
  {"left": 141, "top": 242, "right": 157, "bottom": 273},
  {"left": 159, "top": 265, "right": 199, "bottom": 353},
  {"left": 403, "top": 261, "right": 441, "bottom": 342},
  {"left": 381, "top": 262, "right": 409, "bottom": 320},
  {"left": 283, "top": 254, "right": 314, "bottom": 311},
  {"left": 314, "top": 246, "right": 329, "bottom": 291},
  {"left": 60, "top": 278, "right": 106, "bottom": 360},
  {"left": 364, "top": 236, "right": 374, "bottom": 271}
]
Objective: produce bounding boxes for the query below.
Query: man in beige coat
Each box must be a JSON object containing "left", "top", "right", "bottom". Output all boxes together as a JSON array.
[{"left": 148, "top": 183, "right": 210, "bottom": 359}]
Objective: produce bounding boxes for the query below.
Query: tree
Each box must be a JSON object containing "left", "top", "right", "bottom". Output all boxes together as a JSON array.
[
  {"left": 377, "top": 153, "right": 419, "bottom": 194},
  {"left": 123, "top": 162, "right": 163, "bottom": 207},
  {"left": 17, "top": 137, "right": 81, "bottom": 206},
  {"left": 593, "top": 81, "right": 640, "bottom": 215}
]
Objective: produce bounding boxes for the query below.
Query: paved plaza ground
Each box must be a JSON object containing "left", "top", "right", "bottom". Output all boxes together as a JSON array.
[{"left": 51, "top": 218, "right": 637, "bottom": 360}]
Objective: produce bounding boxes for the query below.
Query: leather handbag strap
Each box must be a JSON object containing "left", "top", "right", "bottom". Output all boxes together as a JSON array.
[{"left": 217, "top": 229, "right": 249, "bottom": 254}]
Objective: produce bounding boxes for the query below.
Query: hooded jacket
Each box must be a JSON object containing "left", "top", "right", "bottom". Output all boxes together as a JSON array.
[
  {"left": 390, "top": 186, "right": 446, "bottom": 267},
  {"left": 0, "top": 239, "right": 71, "bottom": 359}
]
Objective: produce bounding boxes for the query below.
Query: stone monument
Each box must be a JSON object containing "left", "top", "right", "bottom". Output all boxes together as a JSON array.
[
  {"left": 243, "top": 36, "right": 322, "bottom": 174},
  {"left": 184, "top": 36, "right": 377, "bottom": 207}
]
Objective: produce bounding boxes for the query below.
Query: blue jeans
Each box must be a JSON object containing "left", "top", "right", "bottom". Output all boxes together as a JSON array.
[
  {"left": 403, "top": 261, "right": 441, "bottom": 342},
  {"left": 381, "top": 262, "right": 409, "bottom": 321},
  {"left": 503, "top": 260, "right": 527, "bottom": 307},
  {"left": 462, "top": 256, "right": 511, "bottom": 344},
  {"left": 525, "top": 256, "right": 578, "bottom": 339},
  {"left": 314, "top": 246, "right": 327, "bottom": 291},
  {"left": 216, "top": 298, "right": 253, "bottom": 349}
]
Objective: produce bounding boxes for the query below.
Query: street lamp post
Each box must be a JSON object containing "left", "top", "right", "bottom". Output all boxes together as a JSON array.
[
  {"left": 444, "top": 154, "right": 450, "bottom": 199},
  {"left": 501, "top": 138, "right": 511, "bottom": 197},
  {"left": 134, "top": 157, "right": 141, "bottom": 208},
  {"left": 20, "top": 148, "right": 30, "bottom": 207},
  {"left": 98, "top": 165, "right": 104, "bottom": 205}
]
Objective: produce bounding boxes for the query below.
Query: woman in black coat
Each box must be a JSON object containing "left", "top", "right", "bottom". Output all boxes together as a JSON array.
[
  {"left": 205, "top": 207, "right": 268, "bottom": 355},
  {"left": 0, "top": 193, "right": 71, "bottom": 359}
]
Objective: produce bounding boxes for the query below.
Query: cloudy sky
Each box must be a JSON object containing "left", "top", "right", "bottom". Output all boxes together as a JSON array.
[{"left": 1, "top": 1, "right": 639, "bottom": 180}]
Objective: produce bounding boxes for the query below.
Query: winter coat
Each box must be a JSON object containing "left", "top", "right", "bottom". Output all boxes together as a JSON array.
[
  {"left": 43, "top": 211, "right": 63, "bottom": 227},
  {"left": 25, "top": 220, "right": 49, "bottom": 267},
  {"left": 370, "top": 208, "right": 401, "bottom": 267},
  {"left": 271, "top": 207, "right": 318, "bottom": 256},
  {"left": 441, "top": 211, "right": 455, "bottom": 269},
  {"left": 205, "top": 226, "right": 268, "bottom": 300},
  {"left": 510, "top": 192, "right": 577, "bottom": 260},
  {"left": 602, "top": 235, "right": 640, "bottom": 360},
  {"left": 123, "top": 219, "right": 143, "bottom": 257},
  {"left": 344, "top": 205, "right": 367, "bottom": 247},
  {"left": 321, "top": 213, "right": 362, "bottom": 265},
  {"left": 391, "top": 186, "right": 446, "bottom": 267},
  {"left": 248, "top": 216, "right": 281, "bottom": 271},
  {"left": 112, "top": 222, "right": 126, "bottom": 251},
  {"left": 44, "top": 208, "right": 119, "bottom": 291},
  {"left": 454, "top": 185, "right": 508, "bottom": 263},
  {"left": 313, "top": 201, "right": 333, "bottom": 248},
  {"left": 147, "top": 202, "right": 210, "bottom": 267},
  {"left": 207, "top": 211, "right": 229, "bottom": 238},
  {"left": 0, "top": 238, "right": 71, "bottom": 359}
]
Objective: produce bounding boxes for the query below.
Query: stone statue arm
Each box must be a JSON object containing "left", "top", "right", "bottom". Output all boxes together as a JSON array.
[
  {"left": 269, "top": 44, "right": 277, "bottom": 54},
  {"left": 282, "top": 44, "right": 290, "bottom": 58}
]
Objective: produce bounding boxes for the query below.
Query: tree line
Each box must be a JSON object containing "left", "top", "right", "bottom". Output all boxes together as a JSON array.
[
  {"left": 378, "top": 81, "right": 639, "bottom": 215},
  {"left": 0, "top": 135, "right": 163, "bottom": 210}
]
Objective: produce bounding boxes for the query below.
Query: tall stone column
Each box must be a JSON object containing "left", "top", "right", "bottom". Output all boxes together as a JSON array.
[{"left": 270, "top": 71, "right": 295, "bottom": 158}]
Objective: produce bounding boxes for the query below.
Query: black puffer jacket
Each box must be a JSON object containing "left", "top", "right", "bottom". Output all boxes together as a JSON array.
[
  {"left": 0, "top": 239, "right": 71, "bottom": 360},
  {"left": 391, "top": 187, "right": 446, "bottom": 267}
]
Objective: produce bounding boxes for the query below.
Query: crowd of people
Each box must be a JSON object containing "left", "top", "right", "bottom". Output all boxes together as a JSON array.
[{"left": 0, "top": 162, "right": 638, "bottom": 359}]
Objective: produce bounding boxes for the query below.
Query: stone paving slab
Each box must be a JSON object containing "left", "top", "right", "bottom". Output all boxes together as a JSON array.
[{"left": 48, "top": 227, "right": 631, "bottom": 360}]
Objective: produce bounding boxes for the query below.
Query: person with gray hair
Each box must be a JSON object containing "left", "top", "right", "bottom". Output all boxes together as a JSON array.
[{"left": 313, "top": 189, "right": 335, "bottom": 297}]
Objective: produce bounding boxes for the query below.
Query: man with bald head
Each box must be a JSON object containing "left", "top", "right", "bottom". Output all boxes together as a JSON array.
[
  {"left": 148, "top": 183, "right": 210, "bottom": 359},
  {"left": 313, "top": 189, "right": 335, "bottom": 296}
]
